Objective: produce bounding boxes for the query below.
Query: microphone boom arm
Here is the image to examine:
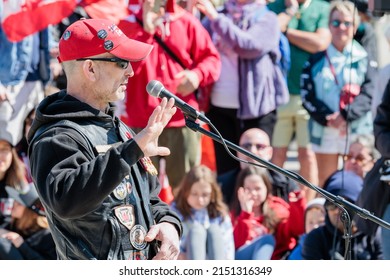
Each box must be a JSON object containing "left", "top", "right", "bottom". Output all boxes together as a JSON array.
[{"left": 185, "top": 117, "right": 390, "bottom": 231}]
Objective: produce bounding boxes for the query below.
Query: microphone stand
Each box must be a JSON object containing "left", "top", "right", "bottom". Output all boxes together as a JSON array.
[{"left": 185, "top": 117, "right": 390, "bottom": 259}]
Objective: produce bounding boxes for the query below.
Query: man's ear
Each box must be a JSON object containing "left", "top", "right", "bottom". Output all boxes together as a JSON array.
[{"left": 81, "top": 60, "right": 97, "bottom": 81}]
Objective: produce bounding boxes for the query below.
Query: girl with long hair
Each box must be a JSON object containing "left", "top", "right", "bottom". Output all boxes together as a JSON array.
[{"left": 171, "top": 165, "right": 234, "bottom": 259}]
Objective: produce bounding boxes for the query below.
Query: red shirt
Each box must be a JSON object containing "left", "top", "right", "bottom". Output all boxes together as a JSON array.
[
  {"left": 231, "top": 194, "right": 306, "bottom": 259},
  {"left": 118, "top": 7, "right": 220, "bottom": 128}
]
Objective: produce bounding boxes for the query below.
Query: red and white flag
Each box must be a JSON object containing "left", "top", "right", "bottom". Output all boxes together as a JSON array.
[
  {"left": 1, "top": 0, "right": 78, "bottom": 42},
  {"left": 1, "top": 1, "right": 131, "bottom": 42},
  {"left": 79, "top": 0, "right": 129, "bottom": 24}
]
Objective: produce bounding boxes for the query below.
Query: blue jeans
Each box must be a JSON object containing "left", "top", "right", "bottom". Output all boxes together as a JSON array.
[
  {"left": 235, "top": 234, "right": 275, "bottom": 260},
  {"left": 382, "top": 203, "right": 390, "bottom": 260},
  {"left": 186, "top": 223, "right": 225, "bottom": 260},
  {"left": 0, "top": 238, "right": 23, "bottom": 260}
]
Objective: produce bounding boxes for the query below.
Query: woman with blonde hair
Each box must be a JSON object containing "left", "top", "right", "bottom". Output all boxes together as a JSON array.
[{"left": 301, "top": 0, "right": 374, "bottom": 187}]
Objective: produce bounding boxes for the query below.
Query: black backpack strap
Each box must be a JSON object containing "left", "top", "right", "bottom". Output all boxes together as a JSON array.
[{"left": 135, "top": 17, "right": 188, "bottom": 70}]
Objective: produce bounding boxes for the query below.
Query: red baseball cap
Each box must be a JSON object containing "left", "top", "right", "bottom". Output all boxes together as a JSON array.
[{"left": 58, "top": 18, "right": 153, "bottom": 62}]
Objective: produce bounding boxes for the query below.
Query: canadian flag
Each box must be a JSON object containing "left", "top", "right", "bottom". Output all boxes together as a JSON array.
[
  {"left": 158, "top": 158, "right": 174, "bottom": 205},
  {"left": 1, "top": 0, "right": 78, "bottom": 42}
]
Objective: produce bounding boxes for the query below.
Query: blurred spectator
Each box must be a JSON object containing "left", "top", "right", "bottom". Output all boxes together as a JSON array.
[
  {"left": 287, "top": 197, "right": 325, "bottom": 259},
  {"left": 343, "top": 133, "right": 379, "bottom": 179},
  {"left": 301, "top": 0, "right": 374, "bottom": 188},
  {"left": 171, "top": 165, "right": 234, "bottom": 259},
  {"left": 0, "top": 134, "right": 30, "bottom": 228},
  {"left": 302, "top": 170, "right": 383, "bottom": 260},
  {"left": 118, "top": 0, "right": 221, "bottom": 189},
  {"left": 218, "top": 128, "right": 299, "bottom": 206},
  {"left": 230, "top": 166, "right": 305, "bottom": 260},
  {"left": 0, "top": 185, "right": 56, "bottom": 260},
  {"left": 197, "top": 0, "right": 289, "bottom": 175},
  {"left": 268, "top": 0, "right": 331, "bottom": 201},
  {"left": 354, "top": 0, "right": 379, "bottom": 71},
  {"left": 0, "top": 17, "right": 55, "bottom": 146},
  {"left": 371, "top": 25, "right": 390, "bottom": 119},
  {"left": 230, "top": 166, "right": 275, "bottom": 260}
]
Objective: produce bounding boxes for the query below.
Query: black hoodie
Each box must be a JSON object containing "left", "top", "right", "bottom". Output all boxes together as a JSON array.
[{"left": 27, "top": 90, "right": 181, "bottom": 260}]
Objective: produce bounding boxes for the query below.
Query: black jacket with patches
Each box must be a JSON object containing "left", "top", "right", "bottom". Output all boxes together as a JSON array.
[{"left": 27, "top": 90, "right": 182, "bottom": 260}]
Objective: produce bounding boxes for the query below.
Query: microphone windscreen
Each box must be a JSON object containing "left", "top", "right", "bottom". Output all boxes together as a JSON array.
[{"left": 146, "top": 80, "right": 164, "bottom": 97}]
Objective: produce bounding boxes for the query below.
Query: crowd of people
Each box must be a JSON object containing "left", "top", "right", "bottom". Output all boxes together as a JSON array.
[{"left": 1, "top": 0, "right": 390, "bottom": 260}]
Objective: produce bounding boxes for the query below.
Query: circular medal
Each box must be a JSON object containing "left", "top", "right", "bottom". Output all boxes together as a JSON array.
[
  {"left": 113, "top": 184, "right": 127, "bottom": 200},
  {"left": 130, "top": 225, "right": 147, "bottom": 250}
]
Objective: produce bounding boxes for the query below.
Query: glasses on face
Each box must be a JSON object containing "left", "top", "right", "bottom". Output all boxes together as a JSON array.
[
  {"left": 241, "top": 143, "right": 269, "bottom": 151},
  {"left": 76, "top": 57, "right": 130, "bottom": 69},
  {"left": 343, "top": 154, "right": 372, "bottom": 166},
  {"left": 330, "top": 20, "right": 353, "bottom": 28}
]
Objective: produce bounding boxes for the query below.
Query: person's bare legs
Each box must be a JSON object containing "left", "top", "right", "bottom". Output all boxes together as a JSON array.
[
  {"left": 298, "top": 147, "right": 318, "bottom": 202},
  {"left": 271, "top": 147, "right": 288, "bottom": 168},
  {"left": 315, "top": 153, "right": 339, "bottom": 188}
]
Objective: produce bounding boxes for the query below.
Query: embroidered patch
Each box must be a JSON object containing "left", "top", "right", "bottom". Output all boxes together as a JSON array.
[{"left": 114, "top": 205, "right": 135, "bottom": 230}]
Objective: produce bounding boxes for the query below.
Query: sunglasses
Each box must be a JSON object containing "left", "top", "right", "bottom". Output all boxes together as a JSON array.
[
  {"left": 330, "top": 20, "right": 353, "bottom": 28},
  {"left": 241, "top": 143, "right": 269, "bottom": 151},
  {"left": 76, "top": 57, "right": 129, "bottom": 69},
  {"left": 343, "top": 154, "right": 372, "bottom": 166}
]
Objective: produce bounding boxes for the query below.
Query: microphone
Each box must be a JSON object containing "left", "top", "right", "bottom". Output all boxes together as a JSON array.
[{"left": 146, "top": 80, "right": 210, "bottom": 124}]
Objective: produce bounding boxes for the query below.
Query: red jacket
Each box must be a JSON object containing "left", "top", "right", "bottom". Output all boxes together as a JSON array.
[
  {"left": 118, "top": 7, "right": 221, "bottom": 128},
  {"left": 231, "top": 194, "right": 305, "bottom": 260}
]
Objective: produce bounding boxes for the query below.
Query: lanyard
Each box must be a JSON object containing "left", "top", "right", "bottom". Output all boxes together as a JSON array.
[{"left": 325, "top": 51, "right": 339, "bottom": 86}]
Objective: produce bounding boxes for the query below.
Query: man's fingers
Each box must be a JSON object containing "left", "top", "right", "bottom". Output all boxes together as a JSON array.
[
  {"left": 152, "top": 243, "right": 179, "bottom": 260},
  {"left": 145, "top": 225, "right": 159, "bottom": 242}
]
